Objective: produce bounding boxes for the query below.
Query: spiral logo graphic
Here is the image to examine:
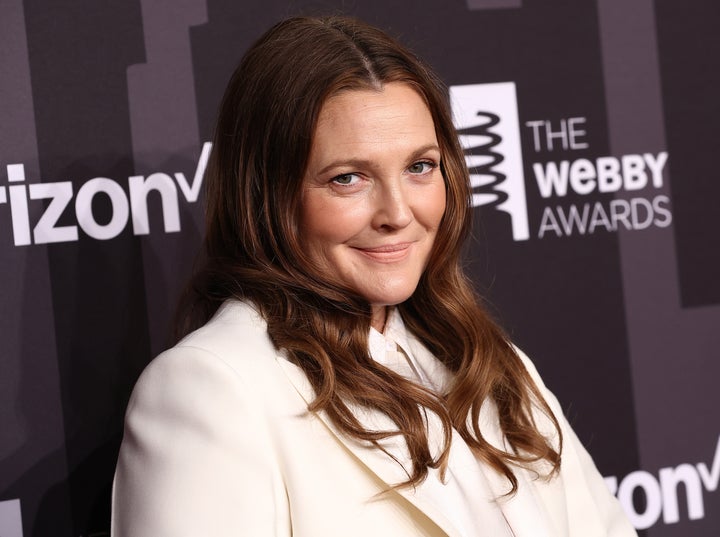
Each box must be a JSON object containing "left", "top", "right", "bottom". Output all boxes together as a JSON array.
[{"left": 450, "top": 82, "right": 530, "bottom": 241}]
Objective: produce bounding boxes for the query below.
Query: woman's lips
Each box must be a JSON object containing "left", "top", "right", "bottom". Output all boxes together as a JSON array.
[{"left": 353, "top": 242, "right": 413, "bottom": 262}]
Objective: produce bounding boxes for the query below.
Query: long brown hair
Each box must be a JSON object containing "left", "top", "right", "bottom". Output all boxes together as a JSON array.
[{"left": 178, "top": 15, "right": 561, "bottom": 494}]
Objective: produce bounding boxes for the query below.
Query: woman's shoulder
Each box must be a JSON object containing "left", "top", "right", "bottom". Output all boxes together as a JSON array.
[
  {"left": 162, "top": 299, "right": 285, "bottom": 377},
  {"left": 175, "top": 299, "right": 276, "bottom": 361},
  {"left": 129, "top": 300, "right": 286, "bottom": 412}
]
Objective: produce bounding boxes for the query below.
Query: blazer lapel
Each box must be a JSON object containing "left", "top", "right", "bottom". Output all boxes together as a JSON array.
[
  {"left": 275, "top": 356, "right": 422, "bottom": 485},
  {"left": 276, "top": 356, "right": 514, "bottom": 537}
]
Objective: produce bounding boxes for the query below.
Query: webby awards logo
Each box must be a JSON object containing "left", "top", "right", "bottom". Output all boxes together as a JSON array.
[
  {"left": 450, "top": 83, "right": 530, "bottom": 241},
  {"left": 450, "top": 82, "right": 671, "bottom": 241}
]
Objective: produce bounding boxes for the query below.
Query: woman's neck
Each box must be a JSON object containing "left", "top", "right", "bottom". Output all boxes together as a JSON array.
[{"left": 371, "top": 305, "right": 388, "bottom": 333}]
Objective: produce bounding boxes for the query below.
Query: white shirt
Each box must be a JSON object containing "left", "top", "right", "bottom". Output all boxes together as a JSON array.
[{"left": 369, "top": 309, "right": 555, "bottom": 537}]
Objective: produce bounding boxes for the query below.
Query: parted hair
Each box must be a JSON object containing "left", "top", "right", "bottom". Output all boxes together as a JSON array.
[{"left": 177, "top": 15, "right": 562, "bottom": 493}]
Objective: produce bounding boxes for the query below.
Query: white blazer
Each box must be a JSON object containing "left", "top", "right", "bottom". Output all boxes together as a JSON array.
[{"left": 111, "top": 300, "right": 637, "bottom": 536}]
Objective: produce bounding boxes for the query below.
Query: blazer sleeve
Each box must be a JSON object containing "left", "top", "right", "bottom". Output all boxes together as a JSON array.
[
  {"left": 111, "top": 345, "right": 290, "bottom": 537},
  {"left": 517, "top": 349, "right": 639, "bottom": 537}
]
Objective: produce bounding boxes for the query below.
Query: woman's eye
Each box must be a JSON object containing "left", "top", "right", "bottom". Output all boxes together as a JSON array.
[
  {"left": 332, "top": 173, "right": 359, "bottom": 186},
  {"left": 408, "top": 161, "right": 435, "bottom": 174}
]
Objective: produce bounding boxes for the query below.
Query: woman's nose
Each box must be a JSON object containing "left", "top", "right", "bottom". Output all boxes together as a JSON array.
[{"left": 371, "top": 180, "right": 413, "bottom": 231}]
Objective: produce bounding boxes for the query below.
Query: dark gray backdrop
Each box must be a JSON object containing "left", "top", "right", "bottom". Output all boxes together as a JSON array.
[{"left": 1, "top": 1, "right": 718, "bottom": 535}]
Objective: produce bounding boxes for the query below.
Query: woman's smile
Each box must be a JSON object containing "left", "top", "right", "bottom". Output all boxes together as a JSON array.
[{"left": 353, "top": 242, "right": 414, "bottom": 262}]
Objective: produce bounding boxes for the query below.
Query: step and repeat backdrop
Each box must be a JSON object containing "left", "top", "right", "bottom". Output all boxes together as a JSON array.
[{"left": 1, "top": 0, "right": 718, "bottom": 535}]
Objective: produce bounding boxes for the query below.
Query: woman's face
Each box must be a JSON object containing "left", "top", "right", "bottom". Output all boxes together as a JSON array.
[{"left": 299, "top": 82, "right": 446, "bottom": 327}]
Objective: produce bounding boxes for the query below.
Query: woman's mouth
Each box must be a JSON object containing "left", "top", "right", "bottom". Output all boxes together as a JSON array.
[{"left": 353, "top": 242, "right": 413, "bottom": 262}]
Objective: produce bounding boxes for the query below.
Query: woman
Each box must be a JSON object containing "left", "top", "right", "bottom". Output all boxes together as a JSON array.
[{"left": 112, "top": 15, "right": 637, "bottom": 537}]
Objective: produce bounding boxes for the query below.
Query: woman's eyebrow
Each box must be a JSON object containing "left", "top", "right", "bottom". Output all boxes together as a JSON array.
[
  {"left": 316, "top": 158, "right": 375, "bottom": 176},
  {"left": 407, "top": 144, "right": 441, "bottom": 161},
  {"left": 316, "top": 144, "right": 441, "bottom": 176}
]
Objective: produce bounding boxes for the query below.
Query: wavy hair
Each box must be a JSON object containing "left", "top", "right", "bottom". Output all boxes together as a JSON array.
[{"left": 177, "top": 15, "right": 562, "bottom": 494}]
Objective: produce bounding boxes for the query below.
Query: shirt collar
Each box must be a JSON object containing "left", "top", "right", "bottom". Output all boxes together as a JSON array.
[{"left": 368, "top": 308, "right": 415, "bottom": 367}]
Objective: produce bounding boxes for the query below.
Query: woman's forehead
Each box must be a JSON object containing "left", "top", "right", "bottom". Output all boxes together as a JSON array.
[{"left": 308, "top": 84, "right": 439, "bottom": 167}]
